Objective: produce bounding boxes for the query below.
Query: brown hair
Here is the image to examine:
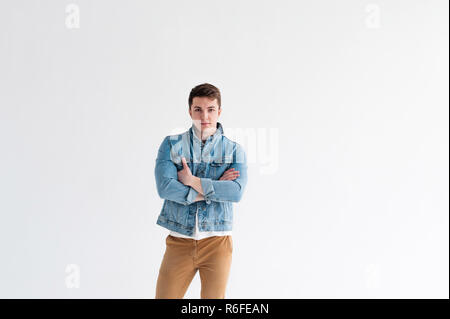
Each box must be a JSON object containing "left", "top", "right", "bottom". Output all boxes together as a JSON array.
[{"left": 188, "top": 83, "right": 221, "bottom": 109}]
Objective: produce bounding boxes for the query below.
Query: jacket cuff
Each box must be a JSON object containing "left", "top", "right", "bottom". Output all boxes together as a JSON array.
[
  {"left": 200, "top": 178, "right": 215, "bottom": 204},
  {"left": 186, "top": 186, "right": 199, "bottom": 205}
]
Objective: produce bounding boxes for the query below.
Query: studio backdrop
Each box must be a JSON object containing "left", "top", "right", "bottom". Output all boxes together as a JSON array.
[{"left": 0, "top": 0, "right": 448, "bottom": 298}]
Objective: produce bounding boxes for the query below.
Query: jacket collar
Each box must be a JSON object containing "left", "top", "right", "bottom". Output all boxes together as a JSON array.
[{"left": 188, "top": 122, "right": 224, "bottom": 163}]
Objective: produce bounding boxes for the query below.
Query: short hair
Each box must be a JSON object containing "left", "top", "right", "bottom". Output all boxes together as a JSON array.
[{"left": 188, "top": 83, "right": 221, "bottom": 109}]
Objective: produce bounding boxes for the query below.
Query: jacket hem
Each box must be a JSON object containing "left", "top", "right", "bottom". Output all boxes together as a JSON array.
[{"left": 156, "top": 215, "right": 232, "bottom": 237}]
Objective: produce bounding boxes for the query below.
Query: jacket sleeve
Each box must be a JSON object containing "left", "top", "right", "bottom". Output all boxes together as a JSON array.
[
  {"left": 200, "top": 143, "right": 248, "bottom": 204},
  {"left": 154, "top": 136, "right": 199, "bottom": 206}
]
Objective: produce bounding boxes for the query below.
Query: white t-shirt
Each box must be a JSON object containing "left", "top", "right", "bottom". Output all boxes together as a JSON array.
[{"left": 169, "top": 212, "right": 232, "bottom": 240}]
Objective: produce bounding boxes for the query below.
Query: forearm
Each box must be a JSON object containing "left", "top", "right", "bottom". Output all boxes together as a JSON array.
[
  {"left": 187, "top": 176, "right": 204, "bottom": 202},
  {"left": 156, "top": 174, "right": 202, "bottom": 205},
  {"left": 200, "top": 178, "right": 246, "bottom": 203},
  {"left": 187, "top": 176, "right": 204, "bottom": 195}
]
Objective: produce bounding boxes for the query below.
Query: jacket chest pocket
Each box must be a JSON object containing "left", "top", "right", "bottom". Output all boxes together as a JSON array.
[{"left": 209, "top": 161, "right": 230, "bottom": 180}]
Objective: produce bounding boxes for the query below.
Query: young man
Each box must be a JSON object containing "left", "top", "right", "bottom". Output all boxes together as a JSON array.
[{"left": 154, "top": 83, "right": 248, "bottom": 299}]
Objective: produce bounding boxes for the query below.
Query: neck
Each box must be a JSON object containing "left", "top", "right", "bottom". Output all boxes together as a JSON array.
[{"left": 193, "top": 125, "right": 216, "bottom": 142}]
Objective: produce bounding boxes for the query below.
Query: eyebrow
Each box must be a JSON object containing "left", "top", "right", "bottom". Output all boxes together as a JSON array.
[{"left": 193, "top": 106, "right": 216, "bottom": 109}]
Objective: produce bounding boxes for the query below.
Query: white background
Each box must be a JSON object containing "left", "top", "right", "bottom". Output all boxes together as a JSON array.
[{"left": 0, "top": 0, "right": 448, "bottom": 298}]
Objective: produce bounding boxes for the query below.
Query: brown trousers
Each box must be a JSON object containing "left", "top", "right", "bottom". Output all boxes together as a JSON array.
[{"left": 155, "top": 234, "right": 233, "bottom": 299}]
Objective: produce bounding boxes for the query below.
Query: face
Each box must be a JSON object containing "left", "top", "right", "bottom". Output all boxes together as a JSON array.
[{"left": 189, "top": 96, "right": 222, "bottom": 135}]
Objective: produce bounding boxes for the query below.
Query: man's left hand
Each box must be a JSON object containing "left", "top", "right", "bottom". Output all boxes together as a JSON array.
[{"left": 177, "top": 157, "right": 193, "bottom": 186}]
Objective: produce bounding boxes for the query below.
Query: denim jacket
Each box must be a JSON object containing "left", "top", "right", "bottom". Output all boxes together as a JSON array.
[{"left": 155, "top": 122, "right": 248, "bottom": 236}]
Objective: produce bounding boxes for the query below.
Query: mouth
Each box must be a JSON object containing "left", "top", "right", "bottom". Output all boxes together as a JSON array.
[{"left": 201, "top": 123, "right": 210, "bottom": 126}]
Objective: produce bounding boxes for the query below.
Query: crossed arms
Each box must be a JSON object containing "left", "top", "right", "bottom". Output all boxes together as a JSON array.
[{"left": 154, "top": 136, "right": 248, "bottom": 205}]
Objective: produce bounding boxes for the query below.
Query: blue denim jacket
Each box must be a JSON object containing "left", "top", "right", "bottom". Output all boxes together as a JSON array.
[{"left": 155, "top": 122, "right": 248, "bottom": 236}]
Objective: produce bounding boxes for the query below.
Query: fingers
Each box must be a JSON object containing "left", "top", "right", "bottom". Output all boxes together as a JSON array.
[
  {"left": 181, "top": 157, "right": 189, "bottom": 170},
  {"left": 220, "top": 169, "right": 240, "bottom": 180},
  {"left": 224, "top": 168, "right": 239, "bottom": 177},
  {"left": 224, "top": 171, "right": 240, "bottom": 178}
]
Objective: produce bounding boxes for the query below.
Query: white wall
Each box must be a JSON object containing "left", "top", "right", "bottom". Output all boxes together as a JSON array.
[{"left": 0, "top": 0, "right": 448, "bottom": 298}]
